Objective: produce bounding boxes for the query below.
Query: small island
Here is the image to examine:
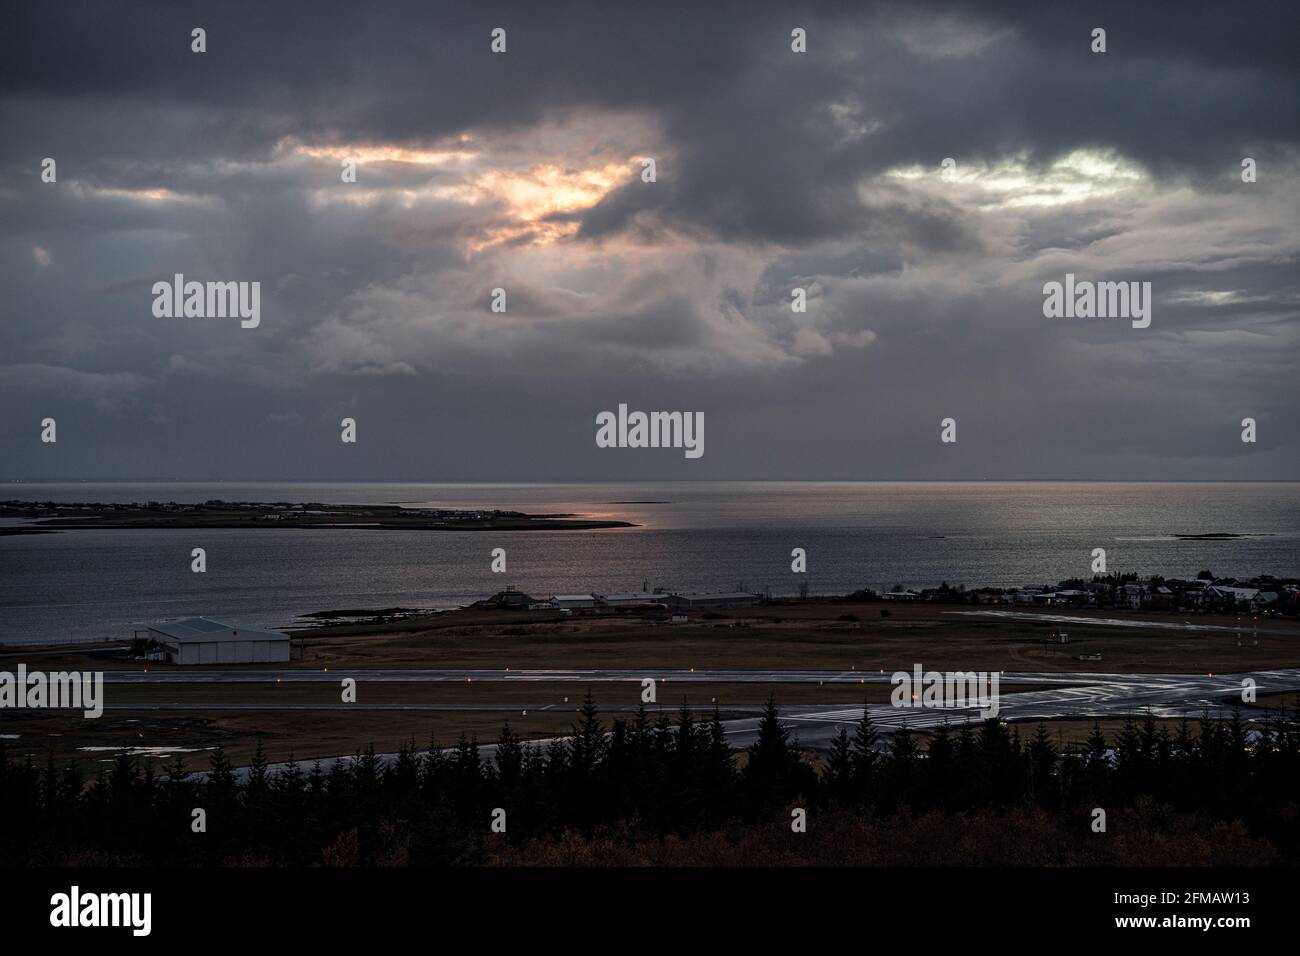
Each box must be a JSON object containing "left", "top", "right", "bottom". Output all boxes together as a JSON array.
[{"left": 0, "top": 499, "right": 636, "bottom": 534}]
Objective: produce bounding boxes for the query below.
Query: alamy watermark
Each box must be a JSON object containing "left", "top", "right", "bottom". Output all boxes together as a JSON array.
[
  {"left": 1042, "top": 273, "right": 1151, "bottom": 329},
  {"left": 890, "top": 664, "right": 1001, "bottom": 719},
  {"left": 0, "top": 666, "right": 103, "bottom": 718},
  {"left": 595, "top": 403, "right": 704, "bottom": 459},
  {"left": 50, "top": 886, "right": 151, "bottom": 936},
  {"left": 152, "top": 273, "right": 261, "bottom": 329}
]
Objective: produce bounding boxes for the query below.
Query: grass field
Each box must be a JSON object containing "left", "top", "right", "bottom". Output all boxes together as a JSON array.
[{"left": 4, "top": 602, "right": 1296, "bottom": 768}]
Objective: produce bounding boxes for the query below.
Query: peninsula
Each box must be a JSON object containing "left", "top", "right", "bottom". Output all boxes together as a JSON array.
[{"left": 0, "top": 500, "right": 636, "bottom": 534}]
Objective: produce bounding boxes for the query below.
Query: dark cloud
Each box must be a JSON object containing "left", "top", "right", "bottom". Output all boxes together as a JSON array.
[{"left": 0, "top": 0, "right": 1296, "bottom": 480}]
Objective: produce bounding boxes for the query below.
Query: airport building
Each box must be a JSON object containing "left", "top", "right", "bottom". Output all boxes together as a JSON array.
[
  {"left": 600, "top": 593, "right": 666, "bottom": 608},
  {"left": 136, "top": 617, "right": 291, "bottom": 665},
  {"left": 658, "top": 591, "right": 761, "bottom": 610}
]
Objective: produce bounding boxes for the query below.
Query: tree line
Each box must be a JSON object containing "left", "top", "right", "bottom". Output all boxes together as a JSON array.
[{"left": 2, "top": 694, "right": 1298, "bottom": 864}]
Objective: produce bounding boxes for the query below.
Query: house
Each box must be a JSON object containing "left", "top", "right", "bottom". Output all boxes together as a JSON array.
[
  {"left": 1118, "top": 583, "right": 1147, "bottom": 609},
  {"left": 1205, "top": 585, "right": 1261, "bottom": 610},
  {"left": 1150, "top": 585, "right": 1177, "bottom": 609},
  {"left": 1087, "top": 582, "right": 1114, "bottom": 602}
]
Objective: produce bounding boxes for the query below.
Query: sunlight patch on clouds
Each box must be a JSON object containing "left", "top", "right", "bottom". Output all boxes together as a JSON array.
[
  {"left": 312, "top": 159, "right": 635, "bottom": 249},
  {"left": 1169, "top": 290, "right": 1248, "bottom": 306},
  {"left": 285, "top": 138, "right": 480, "bottom": 167},
  {"left": 290, "top": 112, "right": 659, "bottom": 250},
  {"left": 69, "top": 183, "right": 210, "bottom": 205},
  {"left": 880, "top": 149, "right": 1150, "bottom": 209},
  {"left": 304, "top": 158, "right": 632, "bottom": 248}
]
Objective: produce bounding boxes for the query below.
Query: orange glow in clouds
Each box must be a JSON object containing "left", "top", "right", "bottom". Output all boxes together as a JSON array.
[{"left": 292, "top": 136, "right": 631, "bottom": 250}]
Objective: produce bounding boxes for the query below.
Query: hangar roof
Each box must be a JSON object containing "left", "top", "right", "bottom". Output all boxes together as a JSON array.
[{"left": 145, "top": 617, "right": 288, "bottom": 643}]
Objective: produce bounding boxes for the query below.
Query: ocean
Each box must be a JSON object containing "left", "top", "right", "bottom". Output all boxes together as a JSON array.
[{"left": 1, "top": 481, "right": 1297, "bottom": 645}]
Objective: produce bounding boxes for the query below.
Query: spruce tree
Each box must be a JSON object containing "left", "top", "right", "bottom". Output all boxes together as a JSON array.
[
  {"left": 1083, "top": 721, "right": 1110, "bottom": 800},
  {"left": 822, "top": 725, "right": 854, "bottom": 804},
  {"left": 885, "top": 722, "right": 920, "bottom": 808},
  {"left": 926, "top": 722, "right": 955, "bottom": 811},
  {"left": 744, "top": 696, "right": 797, "bottom": 813},
  {"left": 703, "top": 706, "right": 735, "bottom": 822},
  {"left": 495, "top": 721, "right": 523, "bottom": 792},
  {"left": 850, "top": 703, "right": 880, "bottom": 803},
  {"left": 1028, "top": 724, "right": 1058, "bottom": 807},
  {"left": 570, "top": 691, "right": 606, "bottom": 779}
]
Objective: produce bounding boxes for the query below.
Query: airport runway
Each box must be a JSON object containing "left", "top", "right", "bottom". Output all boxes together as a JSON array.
[
  {"left": 103, "top": 702, "right": 771, "bottom": 713},
  {"left": 92, "top": 667, "right": 1291, "bottom": 685},
  {"left": 96, "top": 667, "right": 1300, "bottom": 726},
  {"left": 113, "top": 666, "right": 1300, "bottom": 777},
  {"left": 721, "top": 667, "right": 1300, "bottom": 750}
]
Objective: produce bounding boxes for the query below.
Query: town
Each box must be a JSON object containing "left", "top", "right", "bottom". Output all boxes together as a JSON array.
[
  {"left": 866, "top": 571, "right": 1296, "bottom": 616},
  {"left": 470, "top": 569, "right": 1299, "bottom": 619}
]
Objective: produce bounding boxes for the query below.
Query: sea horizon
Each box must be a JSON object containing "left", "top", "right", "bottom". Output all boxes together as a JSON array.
[
  {"left": 3, "top": 480, "right": 1297, "bottom": 646},
  {"left": 7, "top": 478, "right": 1300, "bottom": 485}
]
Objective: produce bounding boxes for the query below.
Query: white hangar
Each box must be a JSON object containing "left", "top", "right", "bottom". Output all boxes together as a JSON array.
[{"left": 138, "top": 617, "right": 291, "bottom": 665}]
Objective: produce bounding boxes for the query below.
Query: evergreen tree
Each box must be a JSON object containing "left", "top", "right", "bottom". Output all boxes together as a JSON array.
[
  {"left": 926, "top": 722, "right": 955, "bottom": 810},
  {"left": 246, "top": 741, "right": 271, "bottom": 806},
  {"left": 821, "top": 726, "right": 854, "bottom": 804},
  {"left": 1083, "top": 721, "right": 1110, "bottom": 800},
  {"left": 743, "top": 696, "right": 801, "bottom": 814},
  {"left": 1027, "top": 724, "right": 1058, "bottom": 807},
  {"left": 444, "top": 734, "right": 483, "bottom": 826},
  {"left": 884, "top": 722, "right": 920, "bottom": 809},
  {"left": 495, "top": 721, "right": 524, "bottom": 792},
  {"left": 953, "top": 722, "right": 978, "bottom": 810},
  {"left": 423, "top": 734, "right": 446, "bottom": 802},
  {"left": 850, "top": 703, "right": 880, "bottom": 803},
  {"left": 389, "top": 737, "right": 420, "bottom": 795},
  {"left": 702, "top": 706, "right": 736, "bottom": 823},
  {"left": 569, "top": 691, "right": 606, "bottom": 779}
]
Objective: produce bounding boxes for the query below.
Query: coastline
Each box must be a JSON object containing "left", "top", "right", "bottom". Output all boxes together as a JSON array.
[{"left": 0, "top": 500, "right": 636, "bottom": 534}]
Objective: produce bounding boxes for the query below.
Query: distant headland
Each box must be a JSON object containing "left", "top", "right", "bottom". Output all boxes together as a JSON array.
[{"left": 0, "top": 500, "right": 636, "bottom": 534}]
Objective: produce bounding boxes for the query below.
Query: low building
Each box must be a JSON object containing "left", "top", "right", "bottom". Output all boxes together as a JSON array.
[
  {"left": 472, "top": 589, "right": 538, "bottom": 610},
  {"left": 1051, "top": 589, "right": 1091, "bottom": 606},
  {"left": 599, "top": 592, "right": 662, "bottom": 608},
  {"left": 552, "top": 594, "right": 598, "bottom": 609},
  {"left": 659, "top": 591, "right": 761, "bottom": 610},
  {"left": 1011, "top": 589, "right": 1043, "bottom": 606},
  {"left": 137, "top": 617, "right": 290, "bottom": 665},
  {"left": 1206, "top": 585, "right": 1259, "bottom": 609}
]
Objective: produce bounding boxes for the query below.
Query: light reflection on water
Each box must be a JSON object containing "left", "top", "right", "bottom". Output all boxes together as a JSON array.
[{"left": 1, "top": 481, "right": 1296, "bottom": 644}]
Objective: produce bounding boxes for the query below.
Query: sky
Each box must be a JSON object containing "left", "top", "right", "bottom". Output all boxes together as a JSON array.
[{"left": 2, "top": 0, "right": 1298, "bottom": 481}]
